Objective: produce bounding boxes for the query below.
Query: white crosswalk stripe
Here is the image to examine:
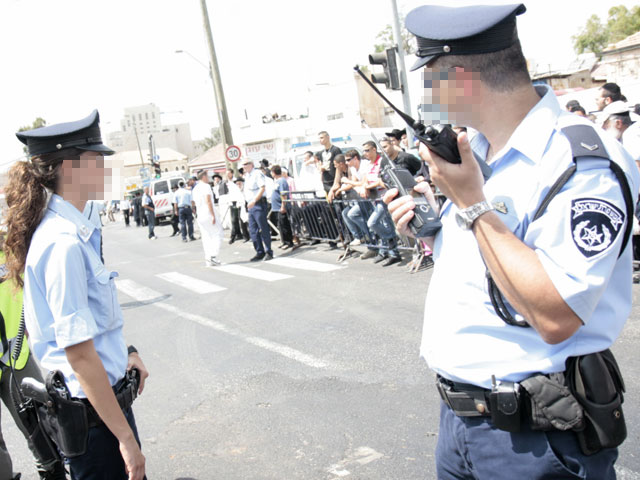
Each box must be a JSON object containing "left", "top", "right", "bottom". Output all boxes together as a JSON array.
[
  {"left": 156, "top": 272, "right": 226, "bottom": 294},
  {"left": 115, "top": 278, "right": 333, "bottom": 369},
  {"left": 267, "top": 257, "right": 342, "bottom": 272},
  {"left": 214, "top": 264, "right": 292, "bottom": 282}
]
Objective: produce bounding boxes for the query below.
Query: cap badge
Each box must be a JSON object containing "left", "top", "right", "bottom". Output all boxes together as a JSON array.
[
  {"left": 56, "top": 144, "right": 62, "bottom": 150},
  {"left": 443, "top": 45, "right": 451, "bottom": 53}
]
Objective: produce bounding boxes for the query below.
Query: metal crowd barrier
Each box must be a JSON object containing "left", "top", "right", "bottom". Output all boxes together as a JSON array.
[{"left": 284, "top": 191, "right": 433, "bottom": 272}]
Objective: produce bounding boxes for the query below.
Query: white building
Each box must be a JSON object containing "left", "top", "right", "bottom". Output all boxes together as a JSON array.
[{"left": 106, "top": 104, "right": 195, "bottom": 159}]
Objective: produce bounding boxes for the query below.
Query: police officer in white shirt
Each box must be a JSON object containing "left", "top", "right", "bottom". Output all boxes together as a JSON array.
[
  {"left": 242, "top": 159, "right": 273, "bottom": 261},
  {"left": 174, "top": 180, "right": 195, "bottom": 242},
  {"left": 385, "top": 4, "right": 639, "bottom": 479}
]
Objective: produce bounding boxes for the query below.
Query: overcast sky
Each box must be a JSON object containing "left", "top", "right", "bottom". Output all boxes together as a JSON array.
[{"left": 0, "top": 0, "right": 634, "bottom": 168}]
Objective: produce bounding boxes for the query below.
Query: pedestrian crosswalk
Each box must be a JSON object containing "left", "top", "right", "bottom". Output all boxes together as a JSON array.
[
  {"left": 156, "top": 272, "right": 226, "bottom": 294},
  {"left": 130, "top": 257, "right": 342, "bottom": 295}
]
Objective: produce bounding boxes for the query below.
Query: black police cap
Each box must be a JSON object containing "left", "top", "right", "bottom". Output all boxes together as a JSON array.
[
  {"left": 406, "top": 3, "right": 526, "bottom": 71},
  {"left": 16, "top": 109, "right": 115, "bottom": 157}
]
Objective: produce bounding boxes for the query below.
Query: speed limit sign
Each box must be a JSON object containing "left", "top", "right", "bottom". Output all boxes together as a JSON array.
[{"left": 225, "top": 145, "right": 242, "bottom": 162}]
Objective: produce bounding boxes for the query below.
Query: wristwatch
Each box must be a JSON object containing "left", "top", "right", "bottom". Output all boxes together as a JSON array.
[{"left": 455, "top": 201, "right": 494, "bottom": 230}]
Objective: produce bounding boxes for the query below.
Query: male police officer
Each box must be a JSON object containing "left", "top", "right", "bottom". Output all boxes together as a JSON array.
[
  {"left": 174, "top": 180, "right": 195, "bottom": 242},
  {"left": 242, "top": 159, "right": 273, "bottom": 261},
  {"left": 385, "top": 4, "right": 639, "bottom": 479}
]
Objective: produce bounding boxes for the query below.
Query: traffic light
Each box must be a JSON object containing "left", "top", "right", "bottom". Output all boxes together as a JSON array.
[
  {"left": 153, "top": 162, "right": 161, "bottom": 179},
  {"left": 368, "top": 47, "right": 401, "bottom": 91}
]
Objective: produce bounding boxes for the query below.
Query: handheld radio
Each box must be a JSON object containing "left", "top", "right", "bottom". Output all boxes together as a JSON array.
[
  {"left": 354, "top": 66, "right": 492, "bottom": 181},
  {"left": 366, "top": 130, "right": 442, "bottom": 238}
]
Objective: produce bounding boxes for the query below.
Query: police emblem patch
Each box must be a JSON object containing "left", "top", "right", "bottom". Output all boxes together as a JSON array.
[{"left": 571, "top": 198, "right": 625, "bottom": 258}]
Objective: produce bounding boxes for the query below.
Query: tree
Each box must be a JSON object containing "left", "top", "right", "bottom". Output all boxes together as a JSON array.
[
  {"left": 199, "top": 126, "right": 221, "bottom": 151},
  {"left": 374, "top": 19, "right": 416, "bottom": 55},
  {"left": 17, "top": 117, "right": 47, "bottom": 154},
  {"left": 572, "top": 5, "right": 640, "bottom": 55}
]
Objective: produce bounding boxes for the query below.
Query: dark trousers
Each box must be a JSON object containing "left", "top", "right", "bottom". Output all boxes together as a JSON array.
[
  {"left": 68, "top": 408, "right": 144, "bottom": 480},
  {"left": 133, "top": 208, "right": 141, "bottom": 227},
  {"left": 179, "top": 206, "right": 194, "bottom": 239},
  {"left": 123, "top": 209, "right": 130, "bottom": 226},
  {"left": 268, "top": 209, "right": 279, "bottom": 237},
  {"left": 248, "top": 200, "right": 272, "bottom": 255},
  {"left": 436, "top": 402, "right": 617, "bottom": 480},
  {"left": 170, "top": 207, "right": 180, "bottom": 234},
  {"left": 277, "top": 211, "right": 293, "bottom": 245},
  {"left": 230, "top": 204, "right": 248, "bottom": 240},
  {"left": 145, "top": 210, "right": 155, "bottom": 238}
]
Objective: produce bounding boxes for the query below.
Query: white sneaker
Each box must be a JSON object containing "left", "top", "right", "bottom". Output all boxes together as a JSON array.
[{"left": 350, "top": 239, "right": 361, "bottom": 246}]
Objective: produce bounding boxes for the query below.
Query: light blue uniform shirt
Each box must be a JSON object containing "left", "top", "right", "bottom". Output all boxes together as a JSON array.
[
  {"left": 23, "top": 194, "right": 127, "bottom": 398},
  {"left": 422, "top": 85, "right": 640, "bottom": 388},
  {"left": 174, "top": 187, "right": 192, "bottom": 208},
  {"left": 244, "top": 168, "right": 265, "bottom": 203}
]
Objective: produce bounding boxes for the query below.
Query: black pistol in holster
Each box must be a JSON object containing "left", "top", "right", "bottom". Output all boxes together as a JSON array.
[{"left": 21, "top": 368, "right": 141, "bottom": 458}]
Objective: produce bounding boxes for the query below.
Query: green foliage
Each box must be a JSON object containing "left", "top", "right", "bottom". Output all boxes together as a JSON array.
[
  {"left": 573, "top": 5, "right": 640, "bottom": 55},
  {"left": 17, "top": 117, "right": 47, "bottom": 154},
  {"left": 374, "top": 20, "right": 416, "bottom": 55},
  {"left": 199, "top": 127, "right": 221, "bottom": 151}
]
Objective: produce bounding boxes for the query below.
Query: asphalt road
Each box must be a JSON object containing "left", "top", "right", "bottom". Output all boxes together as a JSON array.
[{"left": 4, "top": 216, "right": 640, "bottom": 479}]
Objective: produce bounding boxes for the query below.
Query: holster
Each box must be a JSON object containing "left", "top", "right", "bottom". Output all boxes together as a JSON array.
[
  {"left": 566, "top": 349, "right": 627, "bottom": 456},
  {"left": 36, "top": 370, "right": 90, "bottom": 458}
]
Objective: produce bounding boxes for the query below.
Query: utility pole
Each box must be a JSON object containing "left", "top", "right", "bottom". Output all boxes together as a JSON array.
[
  {"left": 199, "top": 0, "right": 236, "bottom": 172},
  {"left": 390, "top": 0, "right": 414, "bottom": 140}
]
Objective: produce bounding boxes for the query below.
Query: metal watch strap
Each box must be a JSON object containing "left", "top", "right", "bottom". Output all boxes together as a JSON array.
[{"left": 462, "top": 201, "right": 494, "bottom": 228}]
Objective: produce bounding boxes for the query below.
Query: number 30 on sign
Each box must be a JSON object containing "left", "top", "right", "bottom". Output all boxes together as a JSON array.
[{"left": 225, "top": 145, "right": 242, "bottom": 162}]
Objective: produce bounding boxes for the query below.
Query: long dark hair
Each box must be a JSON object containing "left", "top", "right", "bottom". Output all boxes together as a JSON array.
[{"left": 4, "top": 148, "right": 80, "bottom": 288}]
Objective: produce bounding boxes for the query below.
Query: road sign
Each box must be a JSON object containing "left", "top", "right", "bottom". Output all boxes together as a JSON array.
[
  {"left": 139, "top": 167, "right": 150, "bottom": 179},
  {"left": 225, "top": 145, "right": 242, "bottom": 162},
  {"left": 153, "top": 155, "right": 159, "bottom": 161}
]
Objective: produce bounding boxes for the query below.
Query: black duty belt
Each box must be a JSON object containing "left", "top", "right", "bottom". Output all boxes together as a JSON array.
[
  {"left": 436, "top": 375, "right": 492, "bottom": 417},
  {"left": 81, "top": 372, "right": 139, "bottom": 428}
]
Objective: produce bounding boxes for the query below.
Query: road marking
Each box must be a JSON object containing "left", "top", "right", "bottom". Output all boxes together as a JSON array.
[
  {"left": 156, "top": 272, "right": 226, "bottom": 294},
  {"left": 116, "top": 279, "right": 330, "bottom": 369},
  {"left": 214, "top": 264, "right": 292, "bottom": 282},
  {"left": 268, "top": 257, "right": 342, "bottom": 272}
]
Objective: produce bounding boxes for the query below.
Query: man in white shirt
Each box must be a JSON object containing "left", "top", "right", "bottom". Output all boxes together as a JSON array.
[
  {"left": 192, "top": 171, "right": 223, "bottom": 266},
  {"left": 120, "top": 197, "right": 132, "bottom": 227}
]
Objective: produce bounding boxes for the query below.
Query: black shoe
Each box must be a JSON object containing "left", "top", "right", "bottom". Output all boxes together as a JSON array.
[
  {"left": 229, "top": 237, "right": 236, "bottom": 245},
  {"left": 281, "top": 244, "right": 291, "bottom": 250},
  {"left": 182, "top": 238, "right": 188, "bottom": 243},
  {"left": 250, "top": 253, "right": 265, "bottom": 262},
  {"left": 244, "top": 237, "right": 251, "bottom": 243},
  {"left": 328, "top": 241, "right": 338, "bottom": 250},
  {"left": 264, "top": 253, "right": 273, "bottom": 261},
  {"left": 373, "top": 254, "right": 387, "bottom": 264},
  {"left": 170, "top": 232, "right": 178, "bottom": 237},
  {"left": 310, "top": 239, "right": 321, "bottom": 245},
  {"left": 38, "top": 461, "right": 67, "bottom": 480},
  {"left": 189, "top": 236, "right": 196, "bottom": 241},
  {"left": 382, "top": 256, "right": 402, "bottom": 267}
]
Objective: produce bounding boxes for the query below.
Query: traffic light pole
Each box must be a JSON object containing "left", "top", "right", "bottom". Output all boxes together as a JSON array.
[
  {"left": 390, "top": 0, "right": 414, "bottom": 141},
  {"left": 199, "top": 0, "right": 237, "bottom": 173}
]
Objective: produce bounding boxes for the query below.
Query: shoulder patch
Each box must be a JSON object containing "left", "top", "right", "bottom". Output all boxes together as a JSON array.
[{"left": 571, "top": 197, "right": 625, "bottom": 258}]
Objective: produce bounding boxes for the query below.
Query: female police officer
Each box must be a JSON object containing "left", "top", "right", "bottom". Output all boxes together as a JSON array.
[{"left": 3, "top": 110, "right": 148, "bottom": 480}]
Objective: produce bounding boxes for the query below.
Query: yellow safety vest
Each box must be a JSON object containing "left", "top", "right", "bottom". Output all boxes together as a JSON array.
[{"left": 0, "top": 252, "right": 29, "bottom": 377}]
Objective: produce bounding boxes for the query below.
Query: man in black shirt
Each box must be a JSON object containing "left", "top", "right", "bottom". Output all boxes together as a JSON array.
[
  {"left": 318, "top": 131, "right": 342, "bottom": 193},
  {"left": 379, "top": 136, "right": 422, "bottom": 176}
]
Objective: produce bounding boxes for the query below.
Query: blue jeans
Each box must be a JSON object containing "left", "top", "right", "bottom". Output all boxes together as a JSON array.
[
  {"left": 144, "top": 210, "right": 155, "bottom": 238},
  {"left": 342, "top": 203, "right": 375, "bottom": 250},
  {"left": 248, "top": 200, "right": 272, "bottom": 255},
  {"left": 67, "top": 408, "right": 144, "bottom": 480},
  {"left": 436, "top": 402, "right": 617, "bottom": 480},
  {"left": 367, "top": 203, "right": 398, "bottom": 257},
  {"left": 179, "top": 206, "right": 194, "bottom": 239}
]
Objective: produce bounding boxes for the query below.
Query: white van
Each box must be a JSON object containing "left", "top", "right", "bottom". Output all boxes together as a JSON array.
[{"left": 149, "top": 175, "right": 186, "bottom": 224}]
